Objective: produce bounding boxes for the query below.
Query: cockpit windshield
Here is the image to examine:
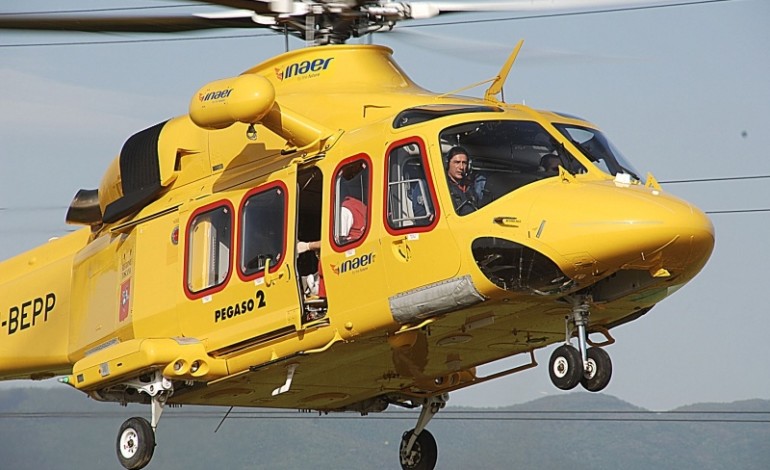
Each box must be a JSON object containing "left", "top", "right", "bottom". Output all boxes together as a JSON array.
[
  {"left": 439, "top": 120, "right": 585, "bottom": 215},
  {"left": 553, "top": 124, "right": 643, "bottom": 182}
]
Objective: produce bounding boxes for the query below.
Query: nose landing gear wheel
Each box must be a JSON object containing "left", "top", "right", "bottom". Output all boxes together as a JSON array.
[
  {"left": 117, "top": 417, "right": 155, "bottom": 470},
  {"left": 581, "top": 347, "right": 613, "bottom": 392},
  {"left": 549, "top": 344, "right": 582, "bottom": 390},
  {"left": 399, "top": 428, "right": 438, "bottom": 470}
]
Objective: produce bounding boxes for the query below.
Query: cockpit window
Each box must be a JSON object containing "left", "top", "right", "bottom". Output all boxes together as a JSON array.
[
  {"left": 553, "top": 124, "right": 644, "bottom": 182},
  {"left": 439, "top": 120, "right": 585, "bottom": 213}
]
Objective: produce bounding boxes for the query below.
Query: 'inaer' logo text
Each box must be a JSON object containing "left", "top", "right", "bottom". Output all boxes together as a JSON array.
[
  {"left": 331, "top": 252, "right": 375, "bottom": 275},
  {"left": 275, "top": 57, "right": 334, "bottom": 82},
  {"left": 198, "top": 88, "right": 233, "bottom": 102}
]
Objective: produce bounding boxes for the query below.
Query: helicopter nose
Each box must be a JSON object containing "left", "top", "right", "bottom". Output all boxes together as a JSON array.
[{"left": 531, "top": 182, "right": 714, "bottom": 283}]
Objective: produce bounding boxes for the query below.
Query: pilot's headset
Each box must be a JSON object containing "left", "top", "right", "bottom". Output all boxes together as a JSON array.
[{"left": 445, "top": 146, "right": 472, "bottom": 178}]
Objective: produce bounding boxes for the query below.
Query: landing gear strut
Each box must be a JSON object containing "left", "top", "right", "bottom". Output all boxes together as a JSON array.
[
  {"left": 399, "top": 394, "right": 446, "bottom": 470},
  {"left": 115, "top": 371, "right": 173, "bottom": 470},
  {"left": 548, "top": 296, "right": 612, "bottom": 392}
]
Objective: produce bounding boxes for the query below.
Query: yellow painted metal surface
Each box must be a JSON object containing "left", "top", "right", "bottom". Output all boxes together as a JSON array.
[{"left": 0, "top": 230, "right": 90, "bottom": 377}]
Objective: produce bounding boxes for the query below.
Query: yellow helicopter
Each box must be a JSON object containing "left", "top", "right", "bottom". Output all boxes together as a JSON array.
[{"left": 0, "top": 1, "right": 714, "bottom": 469}]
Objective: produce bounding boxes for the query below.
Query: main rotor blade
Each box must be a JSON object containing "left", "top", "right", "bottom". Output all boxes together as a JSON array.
[
  {"left": 404, "top": 0, "right": 684, "bottom": 19},
  {"left": 189, "top": 0, "right": 291, "bottom": 14},
  {"left": 0, "top": 14, "right": 266, "bottom": 33},
  {"left": 0, "top": 0, "right": 287, "bottom": 34}
]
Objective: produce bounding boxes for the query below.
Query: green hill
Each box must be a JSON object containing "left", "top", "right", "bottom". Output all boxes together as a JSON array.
[{"left": 0, "top": 387, "right": 768, "bottom": 469}]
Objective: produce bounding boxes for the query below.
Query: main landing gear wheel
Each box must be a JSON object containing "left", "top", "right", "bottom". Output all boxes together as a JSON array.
[
  {"left": 400, "top": 428, "right": 438, "bottom": 470},
  {"left": 549, "top": 344, "right": 582, "bottom": 390},
  {"left": 400, "top": 394, "right": 445, "bottom": 470},
  {"left": 581, "top": 347, "right": 613, "bottom": 392},
  {"left": 117, "top": 417, "right": 155, "bottom": 470}
]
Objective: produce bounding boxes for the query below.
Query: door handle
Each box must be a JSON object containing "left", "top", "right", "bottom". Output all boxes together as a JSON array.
[
  {"left": 493, "top": 216, "right": 521, "bottom": 228},
  {"left": 392, "top": 236, "right": 411, "bottom": 262},
  {"left": 264, "top": 259, "right": 290, "bottom": 286}
]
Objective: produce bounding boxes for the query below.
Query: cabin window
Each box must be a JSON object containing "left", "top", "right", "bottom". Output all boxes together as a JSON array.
[
  {"left": 239, "top": 183, "right": 287, "bottom": 278},
  {"left": 332, "top": 156, "right": 371, "bottom": 250},
  {"left": 386, "top": 140, "right": 438, "bottom": 231},
  {"left": 186, "top": 203, "right": 232, "bottom": 295}
]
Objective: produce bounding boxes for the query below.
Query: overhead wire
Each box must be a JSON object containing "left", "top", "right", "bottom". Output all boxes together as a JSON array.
[
  {"left": 1, "top": 409, "right": 768, "bottom": 424},
  {"left": 660, "top": 174, "right": 770, "bottom": 184},
  {"left": 0, "top": 0, "right": 763, "bottom": 215},
  {"left": 659, "top": 174, "right": 770, "bottom": 214},
  {"left": 7, "top": 172, "right": 770, "bottom": 214},
  {"left": 3, "top": 175, "right": 770, "bottom": 215},
  {"left": 704, "top": 208, "right": 770, "bottom": 215}
]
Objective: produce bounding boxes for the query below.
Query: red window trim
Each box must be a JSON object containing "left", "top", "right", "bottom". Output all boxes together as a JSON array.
[
  {"left": 183, "top": 200, "right": 235, "bottom": 300},
  {"left": 329, "top": 153, "right": 373, "bottom": 253},
  {"left": 236, "top": 180, "right": 289, "bottom": 282},
  {"left": 383, "top": 137, "right": 441, "bottom": 236}
]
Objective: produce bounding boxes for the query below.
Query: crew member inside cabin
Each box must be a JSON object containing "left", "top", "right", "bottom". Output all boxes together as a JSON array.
[
  {"left": 445, "top": 146, "right": 486, "bottom": 215},
  {"left": 297, "top": 195, "right": 365, "bottom": 253},
  {"left": 297, "top": 194, "right": 367, "bottom": 307},
  {"left": 540, "top": 153, "right": 562, "bottom": 175}
]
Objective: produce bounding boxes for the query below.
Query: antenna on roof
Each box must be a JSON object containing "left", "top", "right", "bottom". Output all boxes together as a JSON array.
[{"left": 485, "top": 40, "right": 524, "bottom": 103}]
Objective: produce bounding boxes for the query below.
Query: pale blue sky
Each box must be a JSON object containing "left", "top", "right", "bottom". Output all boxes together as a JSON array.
[{"left": 0, "top": 0, "right": 768, "bottom": 411}]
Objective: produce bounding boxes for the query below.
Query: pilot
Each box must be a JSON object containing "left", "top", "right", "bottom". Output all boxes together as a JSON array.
[
  {"left": 445, "top": 146, "right": 485, "bottom": 215},
  {"left": 540, "top": 153, "right": 562, "bottom": 175}
]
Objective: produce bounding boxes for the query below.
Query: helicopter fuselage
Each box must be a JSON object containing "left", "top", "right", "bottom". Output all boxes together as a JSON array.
[{"left": 0, "top": 44, "right": 713, "bottom": 415}]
